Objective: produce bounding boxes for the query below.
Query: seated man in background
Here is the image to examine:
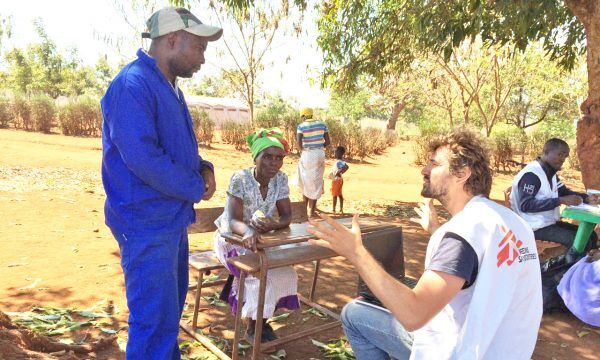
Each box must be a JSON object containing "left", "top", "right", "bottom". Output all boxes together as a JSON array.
[{"left": 510, "top": 138, "right": 597, "bottom": 250}]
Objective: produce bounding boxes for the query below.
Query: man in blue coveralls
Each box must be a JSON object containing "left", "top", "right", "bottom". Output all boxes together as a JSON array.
[{"left": 100, "top": 7, "right": 222, "bottom": 359}]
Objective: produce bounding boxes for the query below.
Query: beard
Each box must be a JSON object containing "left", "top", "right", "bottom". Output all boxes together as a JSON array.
[
  {"left": 421, "top": 178, "right": 448, "bottom": 201},
  {"left": 169, "top": 60, "right": 197, "bottom": 79}
]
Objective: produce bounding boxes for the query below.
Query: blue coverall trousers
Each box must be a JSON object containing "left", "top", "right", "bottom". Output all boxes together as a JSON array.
[{"left": 112, "top": 228, "right": 189, "bottom": 360}]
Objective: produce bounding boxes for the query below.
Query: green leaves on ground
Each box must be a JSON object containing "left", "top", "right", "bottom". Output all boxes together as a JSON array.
[
  {"left": 311, "top": 337, "right": 355, "bottom": 359},
  {"left": 6, "top": 306, "right": 115, "bottom": 337},
  {"left": 201, "top": 292, "right": 228, "bottom": 307},
  {"left": 267, "top": 312, "right": 290, "bottom": 323},
  {"left": 302, "top": 307, "right": 329, "bottom": 320}
]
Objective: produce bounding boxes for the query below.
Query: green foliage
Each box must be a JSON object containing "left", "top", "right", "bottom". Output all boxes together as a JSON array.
[
  {"left": 1, "top": 20, "right": 114, "bottom": 98},
  {"left": 221, "top": 121, "right": 254, "bottom": 150},
  {"left": 57, "top": 97, "right": 102, "bottom": 137},
  {"left": 186, "top": 74, "right": 233, "bottom": 98},
  {"left": 190, "top": 107, "right": 215, "bottom": 147},
  {"left": 311, "top": 337, "right": 355, "bottom": 359},
  {"left": 323, "top": 117, "right": 347, "bottom": 156},
  {"left": 12, "top": 95, "right": 32, "bottom": 131},
  {"left": 317, "top": 1, "right": 584, "bottom": 92},
  {"left": 328, "top": 89, "right": 371, "bottom": 121},
  {"left": 6, "top": 305, "right": 113, "bottom": 337},
  {"left": 29, "top": 94, "right": 56, "bottom": 133},
  {"left": 0, "top": 95, "right": 12, "bottom": 128}
]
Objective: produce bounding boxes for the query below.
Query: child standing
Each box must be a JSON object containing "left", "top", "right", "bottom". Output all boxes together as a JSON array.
[{"left": 330, "top": 146, "right": 349, "bottom": 213}]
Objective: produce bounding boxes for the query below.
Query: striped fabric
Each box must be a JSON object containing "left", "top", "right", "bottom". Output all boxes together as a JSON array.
[{"left": 297, "top": 120, "right": 328, "bottom": 148}]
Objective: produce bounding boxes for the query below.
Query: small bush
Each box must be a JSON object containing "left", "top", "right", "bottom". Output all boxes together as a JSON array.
[
  {"left": 324, "top": 117, "right": 347, "bottom": 157},
  {"left": 364, "top": 127, "right": 391, "bottom": 155},
  {"left": 30, "top": 94, "right": 56, "bottom": 133},
  {"left": 384, "top": 130, "right": 398, "bottom": 147},
  {"left": 58, "top": 97, "right": 102, "bottom": 137},
  {"left": 254, "top": 109, "right": 281, "bottom": 129},
  {"left": 281, "top": 113, "right": 301, "bottom": 153},
  {"left": 413, "top": 121, "right": 448, "bottom": 166},
  {"left": 0, "top": 97, "right": 12, "bottom": 128},
  {"left": 489, "top": 124, "right": 524, "bottom": 171},
  {"left": 346, "top": 121, "right": 369, "bottom": 160},
  {"left": 190, "top": 107, "right": 215, "bottom": 147},
  {"left": 221, "top": 121, "right": 254, "bottom": 150},
  {"left": 12, "top": 96, "right": 33, "bottom": 131}
]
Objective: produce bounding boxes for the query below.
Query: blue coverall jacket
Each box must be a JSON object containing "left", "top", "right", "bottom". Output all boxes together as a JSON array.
[{"left": 101, "top": 49, "right": 212, "bottom": 235}]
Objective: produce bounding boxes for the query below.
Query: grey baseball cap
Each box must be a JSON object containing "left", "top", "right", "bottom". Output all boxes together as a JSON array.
[{"left": 142, "top": 7, "right": 223, "bottom": 41}]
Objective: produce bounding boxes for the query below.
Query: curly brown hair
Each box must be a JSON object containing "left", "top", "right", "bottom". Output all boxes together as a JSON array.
[{"left": 428, "top": 128, "right": 492, "bottom": 197}]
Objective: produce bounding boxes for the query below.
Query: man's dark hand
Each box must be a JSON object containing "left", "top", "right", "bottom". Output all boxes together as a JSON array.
[
  {"left": 559, "top": 195, "right": 583, "bottom": 206},
  {"left": 201, "top": 168, "right": 216, "bottom": 200}
]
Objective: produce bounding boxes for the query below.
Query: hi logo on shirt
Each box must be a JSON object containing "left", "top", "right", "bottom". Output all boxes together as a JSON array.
[
  {"left": 497, "top": 226, "right": 537, "bottom": 267},
  {"left": 523, "top": 183, "right": 535, "bottom": 195}
]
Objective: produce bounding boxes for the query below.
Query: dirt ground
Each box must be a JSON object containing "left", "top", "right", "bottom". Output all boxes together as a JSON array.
[{"left": 0, "top": 128, "right": 598, "bottom": 359}]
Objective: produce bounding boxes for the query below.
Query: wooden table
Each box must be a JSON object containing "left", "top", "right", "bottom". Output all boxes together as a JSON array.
[
  {"left": 562, "top": 207, "right": 600, "bottom": 253},
  {"left": 219, "top": 217, "right": 400, "bottom": 359}
]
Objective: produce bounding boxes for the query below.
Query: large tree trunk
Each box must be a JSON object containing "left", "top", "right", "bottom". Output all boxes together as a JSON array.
[
  {"left": 386, "top": 102, "right": 405, "bottom": 130},
  {"left": 565, "top": 0, "right": 600, "bottom": 189}
]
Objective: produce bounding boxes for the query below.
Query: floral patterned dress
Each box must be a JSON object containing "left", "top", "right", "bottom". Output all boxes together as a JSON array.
[{"left": 213, "top": 167, "right": 299, "bottom": 319}]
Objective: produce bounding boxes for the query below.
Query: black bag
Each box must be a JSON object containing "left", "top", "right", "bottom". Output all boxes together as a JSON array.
[{"left": 540, "top": 247, "right": 585, "bottom": 313}]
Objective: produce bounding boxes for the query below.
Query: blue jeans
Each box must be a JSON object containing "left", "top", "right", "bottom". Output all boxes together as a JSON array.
[
  {"left": 113, "top": 228, "right": 189, "bottom": 360},
  {"left": 341, "top": 300, "right": 413, "bottom": 360}
]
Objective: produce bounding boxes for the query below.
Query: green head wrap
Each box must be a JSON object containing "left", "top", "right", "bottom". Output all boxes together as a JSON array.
[{"left": 246, "top": 128, "right": 289, "bottom": 160}]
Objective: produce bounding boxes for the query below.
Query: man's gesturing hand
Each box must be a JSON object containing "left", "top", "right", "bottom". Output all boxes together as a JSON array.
[
  {"left": 410, "top": 198, "right": 440, "bottom": 234},
  {"left": 307, "top": 213, "right": 365, "bottom": 263}
]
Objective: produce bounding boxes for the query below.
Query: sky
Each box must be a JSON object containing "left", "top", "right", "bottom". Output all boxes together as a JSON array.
[{"left": 2, "top": 0, "right": 330, "bottom": 107}]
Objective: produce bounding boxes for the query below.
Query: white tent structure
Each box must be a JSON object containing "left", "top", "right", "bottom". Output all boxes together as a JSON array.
[{"left": 185, "top": 95, "right": 250, "bottom": 127}]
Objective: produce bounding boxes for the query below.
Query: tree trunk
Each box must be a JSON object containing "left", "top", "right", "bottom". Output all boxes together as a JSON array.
[
  {"left": 386, "top": 102, "right": 405, "bottom": 130},
  {"left": 566, "top": 0, "right": 600, "bottom": 189}
]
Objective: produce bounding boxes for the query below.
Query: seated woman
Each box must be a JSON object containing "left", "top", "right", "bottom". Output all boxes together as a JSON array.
[{"left": 213, "top": 128, "right": 300, "bottom": 343}]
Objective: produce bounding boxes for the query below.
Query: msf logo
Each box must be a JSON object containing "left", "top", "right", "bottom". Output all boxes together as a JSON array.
[{"left": 497, "top": 226, "right": 523, "bottom": 267}]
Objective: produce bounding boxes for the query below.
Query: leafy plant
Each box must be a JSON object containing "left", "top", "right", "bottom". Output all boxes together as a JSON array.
[
  {"left": 311, "top": 337, "right": 355, "bottom": 360},
  {"left": 266, "top": 312, "right": 290, "bottom": 323},
  {"left": 302, "top": 307, "right": 329, "bottom": 320},
  {"left": 30, "top": 93, "right": 56, "bottom": 133},
  {"left": 4, "top": 306, "right": 115, "bottom": 337},
  {"left": 57, "top": 96, "right": 102, "bottom": 137},
  {"left": 0, "top": 96, "right": 12, "bottom": 128},
  {"left": 190, "top": 107, "right": 215, "bottom": 147},
  {"left": 221, "top": 120, "right": 254, "bottom": 150},
  {"left": 12, "top": 95, "right": 32, "bottom": 130}
]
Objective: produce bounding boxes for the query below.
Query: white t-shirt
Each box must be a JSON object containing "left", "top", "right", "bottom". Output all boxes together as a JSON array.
[
  {"left": 329, "top": 159, "right": 347, "bottom": 180},
  {"left": 410, "top": 196, "right": 543, "bottom": 360}
]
